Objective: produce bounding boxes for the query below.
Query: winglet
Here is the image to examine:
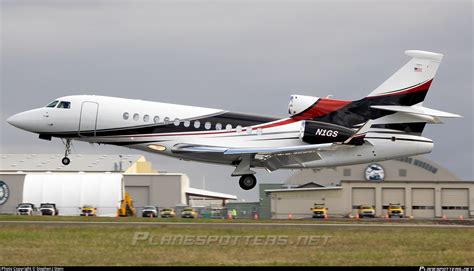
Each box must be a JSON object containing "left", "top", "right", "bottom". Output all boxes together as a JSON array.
[{"left": 344, "top": 120, "right": 374, "bottom": 145}]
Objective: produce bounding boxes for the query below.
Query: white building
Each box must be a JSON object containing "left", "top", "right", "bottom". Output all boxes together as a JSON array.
[{"left": 0, "top": 154, "right": 236, "bottom": 216}]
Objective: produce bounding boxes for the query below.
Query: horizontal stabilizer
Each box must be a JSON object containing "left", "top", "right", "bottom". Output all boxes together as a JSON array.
[{"left": 370, "top": 105, "right": 461, "bottom": 118}]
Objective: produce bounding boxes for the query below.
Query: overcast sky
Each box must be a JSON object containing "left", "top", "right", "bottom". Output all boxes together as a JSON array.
[{"left": 1, "top": 0, "right": 472, "bottom": 201}]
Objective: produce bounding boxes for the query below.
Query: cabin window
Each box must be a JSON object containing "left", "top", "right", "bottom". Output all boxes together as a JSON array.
[
  {"left": 236, "top": 125, "right": 243, "bottom": 132},
  {"left": 257, "top": 128, "right": 262, "bottom": 135},
  {"left": 46, "top": 101, "right": 59, "bottom": 108},
  {"left": 57, "top": 101, "right": 71, "bottom": 109},
  {"left": 133, "top": 113, "right": 139, "bottom": 121},
  {"left": 164, "top": 117, "right": 170, "bottom": 124},
  {"left": 246, "top": 127, "right": 252, "bottom": 135},
  {"left": 184, "top": 120, "right": 190, "bottom": 127},
  {"left": 153, "top": 116, "right": 160, "bottom": 123},
  {"left": 194, "top": 120, "right": 201, "bottom": 129},
  {"left": 204, "top": 122, "right": 211, "bottom": 130},
  {"left": 123, "top": 112, "right": 129, "bottom": 120},
  {"left": 143, "top": 115, "right": 150, "bottom": 122},
  {"left": 215, "top": 123, "right": 222, "bottom": 130},
  {"left": 226, "top": 124, "right": 232, "bottom": 131},
  {"left": 174, "top": 118, "right": 180, "bottom": 126}
]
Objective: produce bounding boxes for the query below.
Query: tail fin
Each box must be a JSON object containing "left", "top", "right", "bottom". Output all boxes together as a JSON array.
[
  {"left": 296, "top": 50, "right": 460, "bottom": 135},
  {"left": 367, "top": 50, "right": 443, "bottom": 105}
]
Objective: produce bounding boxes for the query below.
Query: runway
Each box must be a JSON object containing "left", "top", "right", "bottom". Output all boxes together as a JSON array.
[{"left": 0, "top": 220, "right": 472, "bottom": 228}]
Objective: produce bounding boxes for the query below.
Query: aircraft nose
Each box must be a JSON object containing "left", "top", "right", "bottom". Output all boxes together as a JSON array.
[
  {"left": 6, "top": 111, "right": 37, "bottom": 131},
  {"left": 6, "top": 113, "right": 22, "bottom": 127}
]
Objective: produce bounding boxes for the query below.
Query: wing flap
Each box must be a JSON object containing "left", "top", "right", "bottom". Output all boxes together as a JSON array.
[{"left": 224, "top": 143, "right": 334, "bottom": 155}]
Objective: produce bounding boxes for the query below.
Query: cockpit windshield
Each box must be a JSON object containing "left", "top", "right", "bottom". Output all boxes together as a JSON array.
[
  {"left": 57, "top": 101, "right": 71, "bottom": 109},
  {"left": 45, "top": 100, "right": 71, "bottom": 109},
  {"left": 46, "top": 100, "right": 59, "bottom": 108}
]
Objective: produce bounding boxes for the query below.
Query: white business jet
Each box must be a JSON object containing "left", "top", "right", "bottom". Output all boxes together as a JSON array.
[{"left": 7, "top": 50, "right": 460, "bottom": 190}]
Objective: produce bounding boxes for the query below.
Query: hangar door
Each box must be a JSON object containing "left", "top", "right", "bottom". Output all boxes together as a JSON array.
[
  {"left": 382, "top": 188, "right": 405, "bottom": 215},
  {"left": 441, "top": 189, "right": 469, "bottom": 218},
  {"left": 412, "top": 188, "right": 435, "bottom": 218},
  {"left": 352, "top": 188, "right": 375, "bottom": 215},
  {"left": 126, "top": 186, "right": 149, "bottom": 215}
]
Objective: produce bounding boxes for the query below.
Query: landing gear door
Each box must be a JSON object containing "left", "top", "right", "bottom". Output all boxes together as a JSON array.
[{"left": 78, "top": 101, "right": 99, "bottom": 137}]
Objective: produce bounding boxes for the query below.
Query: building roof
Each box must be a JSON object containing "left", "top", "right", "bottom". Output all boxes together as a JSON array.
[
  {"left": 265, "top": 186, "right": 343, "bottom": 193},
  {"left": 185, "top": 187, "right": 237, "bottom": 200},
  {"left": 286, "top": 155, "right": 461, "bottom": 187},
  {"left": 0, "top": 154, "right": 142, "bottom": 172},
  {"left": 296, "top": 182, "right": 326, "bottom": 188}
]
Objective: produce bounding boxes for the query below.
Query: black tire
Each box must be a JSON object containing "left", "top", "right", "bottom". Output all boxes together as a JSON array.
[
  {"left": 239, "top": 175, "right": 257, "bottom": 190},
  {"left": 61, "top": 157, "right": 70, "bottom": 165}
]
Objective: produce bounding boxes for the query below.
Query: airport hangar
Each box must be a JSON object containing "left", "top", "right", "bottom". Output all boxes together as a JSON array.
[
  {"left": 260, "top": 156, "right": 474, "bottom": 219},
  {"left": 0, "top": 154, "right": 472, "bottom": 219},
  {"left": 0, "top": 154, "right": 236, "bottom": 216}
]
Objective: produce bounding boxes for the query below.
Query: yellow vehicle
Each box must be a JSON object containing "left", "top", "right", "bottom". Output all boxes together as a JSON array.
[
  {"left": 310, "top": 203, "right": 328, "bottom": 218},
  {"left": 358, "top": 205, "right": 375, "bottom": 218},
  {"left": 160, "top": 208, "right": 176, "bottom": 218},
  {"left": 117, "top": 192, "right": 136, "bottom": 217},
  {"left": 80, "top": 205, "right": 97, "bottom": 216},
  {"left": 388, "top": 203, "right": 404, "bottom": 218},
  {"left": 181, "top": 207, "right": 199, "bottom": 218}
]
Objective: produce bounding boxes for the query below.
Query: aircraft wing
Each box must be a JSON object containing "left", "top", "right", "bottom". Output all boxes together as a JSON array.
[
  {"left": 223, "top": 143, "right": 334, "bottom": 155},
  {"left": 172, "top": 142, "right": 354, "bottom": 171},
  {"left": 173, "top": 142, "right": 336, "bottom": 156}
]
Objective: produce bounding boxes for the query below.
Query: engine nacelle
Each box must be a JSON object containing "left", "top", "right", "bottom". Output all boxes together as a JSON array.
[
  {"left": 288, "top": 95, "right": 320, "bottom": 116},
  {"left": 301, "top": 120, "right": 354, "bottom": 144}
]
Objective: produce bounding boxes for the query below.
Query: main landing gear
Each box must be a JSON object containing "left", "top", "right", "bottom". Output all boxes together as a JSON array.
[
  {"left": 238, "top": 175, "right": 257, "bottom": 190},
  {"left": 61, "top": 139, "right": 72, "bottom": 166},
  {"left": 232, "top": 155, "right": 258, "bottom": 190}
]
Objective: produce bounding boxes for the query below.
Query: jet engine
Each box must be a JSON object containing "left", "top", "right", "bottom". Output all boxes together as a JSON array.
[
  {"left": 288, "top": 95, "right": 319, "bottom": 116},
  {"left": 301, "top": 120, "right": 354, "bottom": 144}
]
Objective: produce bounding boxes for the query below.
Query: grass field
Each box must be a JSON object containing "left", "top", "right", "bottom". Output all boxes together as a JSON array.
[
  {"left": 0, "top": 217, "right": 473, "bottom": 266},
  {"left": 1, "top": 214, "right": 472, "bottom": 225}
]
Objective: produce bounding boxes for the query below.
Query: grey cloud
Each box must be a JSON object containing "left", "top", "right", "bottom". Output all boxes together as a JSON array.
[{"left": 1, "top": 0, "right": 472, "bottom": 200}]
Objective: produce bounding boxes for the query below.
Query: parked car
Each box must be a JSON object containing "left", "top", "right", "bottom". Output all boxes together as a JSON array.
[
  {"left": 388, "top": 203, "right": 404, "bottom": 218},
  {"left": 80, "top": 205, "right": 97, "bottom": 216},
  {"left": 142, "top": 206, "right": 159, "bottom": 218},
  {"left": 181, "top": 207, "right": 199, "bottom": 218},
  {"left": 310, "top": 203, "right": 328, "bottom": 218},
  {"left": 160, "top": 208, "right": 176, "bottom": 218},
  {"left": 39, "top": 203, "right": 58, "bottom": 216},
  {"left": 17, "top": 203, "right": 36, "bottom": 215},
  {"left": 358, "top": 205, "right": 375, "bottom": 218}
]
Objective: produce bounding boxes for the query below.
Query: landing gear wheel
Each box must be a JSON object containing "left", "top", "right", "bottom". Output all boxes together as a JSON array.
[
  {"left": 61, "top": 139, "right": 72, "bottom": 166},
  {"left": 61, "top": 157, "right": 70, "bottom": 166},
  {"left": 239, "top": 174, "right": 257, "bottom": 190}
]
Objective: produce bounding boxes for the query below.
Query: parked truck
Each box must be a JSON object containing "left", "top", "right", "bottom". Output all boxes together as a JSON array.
[{"left": 39, "top": 203, "right": 59, "bottom": 216}]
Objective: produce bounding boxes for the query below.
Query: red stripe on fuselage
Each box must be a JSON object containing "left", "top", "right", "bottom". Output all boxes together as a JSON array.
[
  {"left": 254, "top": 98, "right": 351, "bottom": 130},
  {"left": 294, "top": 98, "right": 351, "bottom": 120}
]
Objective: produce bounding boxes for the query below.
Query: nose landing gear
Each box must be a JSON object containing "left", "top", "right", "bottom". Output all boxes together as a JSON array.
[{"left": 61, "top": 139, "right": 72, "bottom": 166}]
